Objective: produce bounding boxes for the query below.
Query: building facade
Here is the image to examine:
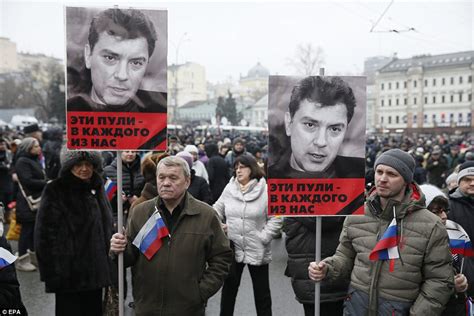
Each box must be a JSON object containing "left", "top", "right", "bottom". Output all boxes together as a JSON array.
[
  {"left": 0, "top": 38, "right": 19, "bottom": 73},
  {"left": 168, "top": 62, "right": 207, "bottom": 108},
  {"left": 374, "top": 51, "right": 474, "bottom": 133}
]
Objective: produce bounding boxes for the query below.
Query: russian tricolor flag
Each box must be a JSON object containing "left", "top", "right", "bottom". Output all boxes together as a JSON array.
[
  {"left": 369, "top": 217, "right": 399, "bottom": 261},
  {"left": 104, "top": 178, "right": 117, "bottom": 201},
  {"left": 0, "top": 247, "right": 17, "bottom": 270},
  {"left": 132, "top": 207, "right": 170, "bottom": 260},
  {"left": 447, "top": 220, "right": 474, "bottom": 257}
]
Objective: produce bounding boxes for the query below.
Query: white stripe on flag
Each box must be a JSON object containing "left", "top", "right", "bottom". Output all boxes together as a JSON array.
[
  {"left": 0, "top": 247, "right": 17, "bottom": 263},
  {"left": 387, "top": 246, "right": 399, "bottom": 259},
  {"left": 132, "top": 207, "right": 160, "bottom": 249}
]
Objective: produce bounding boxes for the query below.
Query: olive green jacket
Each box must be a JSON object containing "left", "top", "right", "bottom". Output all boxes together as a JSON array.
[
  {"left": 123, "top": 193, "right": 233, "bottom": 316},
  {"left": 324, "top": 183, "right": 454, "bottom": 316}
]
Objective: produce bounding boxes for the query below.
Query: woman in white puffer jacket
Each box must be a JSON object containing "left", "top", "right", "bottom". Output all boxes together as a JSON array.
[{"left": 214, "top": 155, "right": 282, "bottom": 316}]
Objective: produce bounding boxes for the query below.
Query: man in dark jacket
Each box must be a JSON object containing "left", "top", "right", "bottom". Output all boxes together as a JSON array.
[
  {"left": 104, "top": 151, "right": 145, "bottom": 221},
  {"left": 448, "top": 161, "right": 474, "bottom": 297},
  {"left": 426, "top": 146, "right": 449, "bottom": 188},
  {"left": 205, "top": 142, "right": 230, "bottom": 204},
  {"left": 110, "top": 156, "right": 233, "bottom": 315}
]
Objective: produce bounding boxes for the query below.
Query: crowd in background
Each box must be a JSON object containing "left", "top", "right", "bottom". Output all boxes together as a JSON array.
[{"left": 0, "top": 123, "right": 473, "bottom": 314}]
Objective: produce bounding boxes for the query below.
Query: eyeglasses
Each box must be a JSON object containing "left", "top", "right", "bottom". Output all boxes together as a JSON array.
[{"left": 431, "top": 207, "right": 450, "bottom": 215}]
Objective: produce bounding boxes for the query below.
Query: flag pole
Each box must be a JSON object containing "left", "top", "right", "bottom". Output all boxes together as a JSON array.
[
  {"left": 461, "top": 257, "right": 465, "bottom": 274},
  {"left": 314, "top": 68, "right": 325, "bottom": 316},
  {"left": 117, "top": 151, "right": 124, "bottom": 316}
]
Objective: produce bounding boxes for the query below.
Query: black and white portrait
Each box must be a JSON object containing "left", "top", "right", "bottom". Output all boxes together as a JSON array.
[
  {"left": 66, "top": 6, "right": 167, "bottom": 113},
  {"left": 268, "top": 75, "right": 366, "bottom": 180}
]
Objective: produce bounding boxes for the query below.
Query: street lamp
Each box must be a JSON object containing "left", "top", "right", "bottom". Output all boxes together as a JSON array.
[{"left": 170, "top": 32, "right": 190, "bottom": 124}]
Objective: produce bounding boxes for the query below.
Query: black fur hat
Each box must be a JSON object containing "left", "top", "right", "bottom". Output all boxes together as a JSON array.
[{"left": 60, "top": 147, "right": 102, "bottom": 176}]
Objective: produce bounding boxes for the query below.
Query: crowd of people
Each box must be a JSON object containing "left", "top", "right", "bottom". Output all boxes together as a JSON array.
[{"left": 0, "top": 122, "right": 473, "bottom": 315}]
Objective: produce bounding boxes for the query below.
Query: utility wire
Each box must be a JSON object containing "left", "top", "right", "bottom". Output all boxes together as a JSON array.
[{"left": 370, "top": 0, "right": 395, "bottom": 32}]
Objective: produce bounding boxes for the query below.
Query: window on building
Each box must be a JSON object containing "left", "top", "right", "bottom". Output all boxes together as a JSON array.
[
  {"left": 389, "top": 99, "right": 392, "bottom": 106},
  {"left": 469, "top": 75, "right": 472, "bottom": 83},
  {"left": 432, "top": 78, "right": 436, "bottom": 86},
  {"left": 396, "top": 116, "right": 399, "bottom": 124},
  {"left": 442, "top": 78, "right": 445, "bottom": 85},
  {"left": 414, "top": 80, "right": 417, "bottom": 88},
  {"left": 381, "top": 83, "right": 384, "bottom": 90},
  {"left": 413, "top": 114, "right": 417, "bottom": 124},
  {"left": 404, "top": 98, "right": 407, "bottom": 105},
  {"left": 441, "top": 113, "right": 446, "bottom": 123},
  {"left": 396, "top": 98, "right": 399, "bottom": 106},
  {"left": 424, "top": 79, "right": 428, "bottom": 87},
  {"left": 468, "top": 113, "right": 472, "bottom": 122},
  {"left": 388, "top": 82, "right": 392, "bottom": 90},
  {"left": 451, "top": 77, "right": 454, "bottom": 85},
  {"left": 442, "top": 95, "right": 445, "bottom": 103},
  {"left": 404, "top": 81, "right": 407, "bottom": 88},
  {"left": 450, "top": 113, "right": 454, "bottom": 122},
  {"left": 459, "top": 76, "right": 463, "bottom": 84},
  {"left": 432, "top": 114, "right": 436, "bottom": 123},
  {"left": 396, "top": 82, "right": 399, "bottom": 89},
  {"left": 458, "top": 113, "right": 463, "bottom": 123},
  {"left": 459, "top": 92, "right": 463, "bottom": 102},
  {"left": 432, "top": 96, "right": 436, "bottom": 103},
  {"left": 381, "top": 116, "right": 384, "bottom": 124},
  {"left": 388, "top": 116, "right": 392, "bottom": 124},
  {"left": 424, "top": 114, "right": 428, "bottom": 123},
  {"left": 469, "top": 94, "right": 472, "bottom": 101},
  {"left": 451, "top": 95, "right": 454, "bottom": 103},
  {"left": 414, "top": 97, "right": 417, "bottom": 105},
  {"left": 424, "top": 96, "right": 428, "bottom": 104},
  {"left": 381, "top": 99, "right": 384, "bottom": 107}
]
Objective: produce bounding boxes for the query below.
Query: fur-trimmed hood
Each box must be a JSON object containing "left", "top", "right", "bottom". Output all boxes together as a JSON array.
[{"left": 59, "top": 147, "right": 102, "bottom": 176}]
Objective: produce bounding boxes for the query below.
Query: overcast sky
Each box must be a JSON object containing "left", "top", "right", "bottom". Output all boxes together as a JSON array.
[{"left": 1, "top": 0, "right": 472, "bottom": 83}]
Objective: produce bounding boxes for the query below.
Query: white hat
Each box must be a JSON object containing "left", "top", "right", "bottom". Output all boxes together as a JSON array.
[
  {"left": 419, "top": 184, "right": 447, "bottom": 207},
  {"left": 184, "top": 145, "right": 198, "bottom": 154}
]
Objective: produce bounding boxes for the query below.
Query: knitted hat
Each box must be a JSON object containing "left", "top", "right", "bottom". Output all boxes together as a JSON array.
[
  {"left": 60, "top": 147, "right": 102, "bottom": 176},
  {"left": 419, "top": 184, "right": 447, "bottom": 208},
  {"left": 176, "top": 151, "right": 193, "bottom": 170},
  {"left": 184, "top": 145, "right": 198, "bottom": 154},
  {"left": 232, "top": 137, "right": 245, "bottom": 146},
  {"left": 374, "top": 149, "right": 416, "bottom": 183},
  {"left": 457, "top": 161, "right": 474, "bottom": 185}
]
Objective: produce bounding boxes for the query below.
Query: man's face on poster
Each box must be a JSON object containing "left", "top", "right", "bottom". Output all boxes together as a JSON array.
[
  {"left": 285, "top": 100, "right": 348, "bottom": 173},
  {"left": 85, "top": 32, "right": 149, "bottom": 106}
]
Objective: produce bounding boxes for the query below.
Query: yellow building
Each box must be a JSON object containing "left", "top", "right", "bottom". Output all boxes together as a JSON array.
[
  {"left": 168, "top": 62, "right": 207, "bottom": 108},
  {"left": 239, "top": 62, "right": 269, "bottom": 100}
]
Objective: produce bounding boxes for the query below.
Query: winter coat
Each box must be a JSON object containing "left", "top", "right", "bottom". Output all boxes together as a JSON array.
[
  {"left": 104, "top": 156, "right": 145, "bottom": 215},
  {"left": 213, "top": 177, "right": 282, "bottom": 265},
  {"left": 206, "top": 154, "right": 230, "bottom": 204},
  {"left": 448, "top": 188, "right": 474, "bottom": 297},
  {"left": 426, "top": 156, "right": 449, "bottom": 188},
  {"left": 15, "top": 153, "right": 47, "bottom": 223},
  {"left": 35, "top": 171, "right": 114, "bottom": 293},
  {"left": 188, "top": 171, "right": 212, "bottom": 205},
  {"left": 324, "top": 183, "right": 454, "bottom": 316},
  {"left": 0, "top": 150, "right": 13, "bottom": 195},
  {"left": 283, "top": 217, "right": 349, "bottom": 304},
  {"left": 123, "top": 194, "right": 233, "bottom": 316},
  {"left": 0, "top": 237, "right": 28, "bottom": 314}
]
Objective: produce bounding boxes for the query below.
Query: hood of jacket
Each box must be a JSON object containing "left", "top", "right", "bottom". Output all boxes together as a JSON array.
[
  {"left": 366, "top": 182, "right": 426, "bottom": 220},
  {"left": 228, "top": 176, "right": 266, "bottom": 202}
]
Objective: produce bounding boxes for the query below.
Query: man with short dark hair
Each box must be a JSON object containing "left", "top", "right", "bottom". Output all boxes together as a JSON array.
[
  {"left": 68, "top": 8, "right": 166, "bottom": 113},
  {"left": 309, "top": 149, "right": 454, "bottom": 315},
  {"left": 110, "top": 156, "right": 232, "bottom": 315},
  {"left": 268, "top": 76, "right": 364, "bottom": 179}
]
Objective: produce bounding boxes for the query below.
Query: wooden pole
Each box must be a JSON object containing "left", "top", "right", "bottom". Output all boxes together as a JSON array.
[{"left": 117, "top": 151, "right": 124, "bottom": 316}]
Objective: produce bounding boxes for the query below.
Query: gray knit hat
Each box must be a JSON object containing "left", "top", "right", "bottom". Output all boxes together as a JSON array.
[
  {"left": 60, "top": 147, "right": 102, "bottom": 176},
  {"left": 374, "top": 149, "right": 416, "bottom": 183}
]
